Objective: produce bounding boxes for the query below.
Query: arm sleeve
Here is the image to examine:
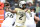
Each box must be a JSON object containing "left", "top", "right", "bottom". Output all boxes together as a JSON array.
[{"left": 26, "top": 12, "right": 30, "bottom": 19}]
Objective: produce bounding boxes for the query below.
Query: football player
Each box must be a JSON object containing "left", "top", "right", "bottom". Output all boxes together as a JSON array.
[
  {"left": 10, "top": 1, "right": 28, "bottom": 27},
  {"left": 1, "top": 3, "right": 16, "bottom": 27},
  {"left": 25, "top": 6, "right": 39, "bottom": 27}
]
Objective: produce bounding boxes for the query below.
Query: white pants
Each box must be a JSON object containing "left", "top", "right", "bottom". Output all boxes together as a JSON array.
[{"left": 25, "top": 19, "right": 36, "bottom": 27}]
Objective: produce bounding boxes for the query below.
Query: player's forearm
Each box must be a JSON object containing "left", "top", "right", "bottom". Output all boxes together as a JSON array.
[
  {"left": 11, "top": 10, "right": 17, "bottom": 13},
  {"left": 9, "top": 9, "right": 17, "bottom": 13},
  {"left": 34, "top": 16, "right": 39, "bottom": 21},
  {"left": 26, "top": 12, "right": 30, "bottom": 19},
  {"left": 25, "top": 9, "right": 28, "bottom": 12}
]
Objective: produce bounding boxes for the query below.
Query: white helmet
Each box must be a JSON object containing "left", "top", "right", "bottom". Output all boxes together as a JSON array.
[{"left": 19, "top": 1, "right": 26, "bottom": 8}]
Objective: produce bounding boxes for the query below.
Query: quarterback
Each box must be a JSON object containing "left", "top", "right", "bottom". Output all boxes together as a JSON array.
[{"left": 10, "top": 1, "right": 28, "bottom": 27}]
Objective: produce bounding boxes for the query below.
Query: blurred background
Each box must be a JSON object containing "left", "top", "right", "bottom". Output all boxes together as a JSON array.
[{"left": 0, "top": 0, "right": 40, "bottom": 27}]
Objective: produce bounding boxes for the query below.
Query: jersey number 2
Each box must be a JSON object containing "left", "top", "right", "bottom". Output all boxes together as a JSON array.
[{"left": 19, "top": 14, "right": 24, "bottom": 20}]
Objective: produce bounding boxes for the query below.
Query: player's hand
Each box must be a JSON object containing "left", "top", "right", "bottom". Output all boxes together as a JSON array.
[
  {"left": 9, "top": 9, "right": 12, "bottom": 12},
  {"left": 25, "top": 8, "right": 28, "bottom": 12}
]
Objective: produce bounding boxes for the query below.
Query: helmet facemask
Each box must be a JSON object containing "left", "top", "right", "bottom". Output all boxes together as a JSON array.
[
  {"left": 19, "top": 1, "right": 26, "bottom": 9},
  {"left": 22, "top": 4, "right": 26, "bottom": 9}
]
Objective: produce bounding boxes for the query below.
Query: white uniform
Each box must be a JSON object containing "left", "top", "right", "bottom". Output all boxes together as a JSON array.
[
  {"left": 25, "top": 11, "right": 36, "bottom": 27},
  {"left": 1, "top": 12, "right": 16, "bottom": 27}
]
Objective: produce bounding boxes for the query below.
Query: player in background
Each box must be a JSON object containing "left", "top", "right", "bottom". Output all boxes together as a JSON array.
[
  {"left": 25, "top": 6, "right": 39, "bottom": 27},
  {"left": 1, "top": 3, "right": 16, "bottom": 27},
  {"left": 9, "top": 1, "right": 28, "bottom": 27}
]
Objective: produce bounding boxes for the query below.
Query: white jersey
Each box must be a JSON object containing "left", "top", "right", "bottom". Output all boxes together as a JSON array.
[
  {"left": 25, "top": 12, "right": 36, "bottom": 27},
  {"left": 1, "top": 12, "right": 16, "bottom": 27}
]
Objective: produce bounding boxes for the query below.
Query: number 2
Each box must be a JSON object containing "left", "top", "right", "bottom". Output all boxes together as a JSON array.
[{"left": 19, "top": 14, "right": 24, "bottom": 20}]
